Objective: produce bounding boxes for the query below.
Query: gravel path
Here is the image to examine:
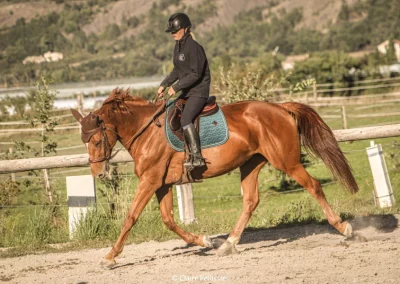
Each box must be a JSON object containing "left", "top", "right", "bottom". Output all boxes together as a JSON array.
[{"left": 1, "top": 215, "right": 399, "bottom": 284}]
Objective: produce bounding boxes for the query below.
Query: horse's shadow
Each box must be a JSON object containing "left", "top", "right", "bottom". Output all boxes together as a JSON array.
[
  {"left": 111, "top": 214, "right": 398, "bottom": 270},
  {"left": 350, "top": 214, "right": 398, "bottom": 233},
  {"left": 239, "top": 214, "right": 398, "bottom": 244}
]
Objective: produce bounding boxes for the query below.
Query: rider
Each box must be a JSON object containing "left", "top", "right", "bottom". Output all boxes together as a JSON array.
[{"left": 158, "top": 12, "right": 211, "bottom": 170}]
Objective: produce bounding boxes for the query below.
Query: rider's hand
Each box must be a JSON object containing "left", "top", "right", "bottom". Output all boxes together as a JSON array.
[
  {"left": 168, "top": 86, "right": 176, "bottom": 96},
  {"left": 157, "top": 86, "right": 165, "bottom": 98}
]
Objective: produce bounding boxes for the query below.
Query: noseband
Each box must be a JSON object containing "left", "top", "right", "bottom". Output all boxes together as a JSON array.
[{"left": 81, "top": 121, "right": 118, "bottom": 164}]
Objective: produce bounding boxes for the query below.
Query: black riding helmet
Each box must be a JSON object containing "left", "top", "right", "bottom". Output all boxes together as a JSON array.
[{"left": 165, "top": 13, "right": 192, "bottom": 33}]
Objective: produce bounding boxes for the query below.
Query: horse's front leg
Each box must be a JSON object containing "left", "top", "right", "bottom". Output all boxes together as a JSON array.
[
  {"left": 101, "top": 178, "right": 159, "bottom": 268},
  {"left": 156, "top": 185, "right": 213, "bottom": 248}
]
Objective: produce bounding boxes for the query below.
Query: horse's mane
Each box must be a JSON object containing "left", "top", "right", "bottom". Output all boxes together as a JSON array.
[
  {"left": 97, "top": 88, "right": 162, "bottom": 117},
  {"left": 103, "top": 88, "right": 149, "bottom": 106}
]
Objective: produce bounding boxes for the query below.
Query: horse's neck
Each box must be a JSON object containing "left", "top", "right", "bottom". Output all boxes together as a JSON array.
[{"left": 113, "top": 104, "right": 157, "bottom": 149}]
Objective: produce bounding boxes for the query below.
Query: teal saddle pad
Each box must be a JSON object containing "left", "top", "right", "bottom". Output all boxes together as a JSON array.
[{"left": 165, "top": 101, "right": 229, "bottom": 152}]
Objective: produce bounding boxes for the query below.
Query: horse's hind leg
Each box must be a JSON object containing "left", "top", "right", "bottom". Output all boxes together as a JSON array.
[
  {"left": 156, "top": 185, "right": 213, "bottom": 248},
  {"left": 285, "top": 163, "right": 352, "bottom": 237},
  {"left": 217, "top": 154, "right": 267, "bottom": 256}
]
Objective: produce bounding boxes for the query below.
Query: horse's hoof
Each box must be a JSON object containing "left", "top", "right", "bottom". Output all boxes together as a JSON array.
[
  {"left": 101, "top": 258, "right": 116, "bottom": 269},
  {"left": 343, "top": 222, "right": 353, "bottom": 238},
  {"left": 202, "top": 236, "right": 213, "bottom": 248},
  {"left": 211, "top": 238, "right": 226, "bottom": 249},
  {"left": 216, "top": 241, "right": 238, "bottom": 257}
]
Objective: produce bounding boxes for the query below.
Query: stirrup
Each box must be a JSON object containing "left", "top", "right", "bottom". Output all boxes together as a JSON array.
[
  {"left": 184, "top": 154, "right": 205, "bottom": 171},
  {"left": 192, "top": 154, "right": 205, "bottom": 167}
]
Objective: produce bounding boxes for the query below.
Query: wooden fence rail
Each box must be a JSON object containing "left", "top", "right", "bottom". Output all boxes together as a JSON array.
[
  {"left": 0, "top": 151, "right": 133, "bottom": 174},
  {"left": 321, "top": 112, "right": 400, "bottom": 119},
  {"left": 0, "top": 126, "right": 80, "bottom": 133},
  {"left": 0, "top": 124, "right": 399, "bottom": 174}
]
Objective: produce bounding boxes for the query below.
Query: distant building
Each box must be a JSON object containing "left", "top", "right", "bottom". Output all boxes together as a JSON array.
[
  {"left": 377, "top": 39, "right": 400, "bottom": 62},
  {"left": 43, "top": 51, "right": 63, "bottom": 62},
  {"left": 281, "top": 53, "right": 309, "bottom": 70},
  {"left": 379, "top": 64, "right": 400, "bottom": 76},
  {"left": 23, "top": 52, "right": 64, "bottom": 65},
  {"left": 22, "top": 55, "right": 46, "bottom": 64}
]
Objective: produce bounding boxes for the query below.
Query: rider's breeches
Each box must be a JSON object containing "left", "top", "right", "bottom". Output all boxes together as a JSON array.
[{"left": 181, "top": 96, "right": 207, "bottom": 129}]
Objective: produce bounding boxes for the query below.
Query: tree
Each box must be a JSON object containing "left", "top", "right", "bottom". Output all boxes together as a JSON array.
[
  {"left": 14, "top": 77, "right": 59, "bottom": 203},
  {"left": 215, "top": 62, "right": 291, "bottom": 103}
]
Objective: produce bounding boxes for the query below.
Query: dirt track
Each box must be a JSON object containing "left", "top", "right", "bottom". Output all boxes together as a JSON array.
[{"left": 1, "top": 215, "right": 399, "bottom": 284}]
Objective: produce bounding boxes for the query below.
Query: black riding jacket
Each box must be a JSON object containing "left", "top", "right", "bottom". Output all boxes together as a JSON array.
[{"left": 160, "top": 33, "right": 211, "bottom": 98}]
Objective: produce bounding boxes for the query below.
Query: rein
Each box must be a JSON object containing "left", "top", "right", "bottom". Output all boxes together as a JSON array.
[{"left": 123, "top": 97, "right": 167, "bottom": 151}]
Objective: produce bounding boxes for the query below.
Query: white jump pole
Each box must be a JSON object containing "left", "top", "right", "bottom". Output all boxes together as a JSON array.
[
  {"left": 66, "top": 175, "right": 96, "bottom": 238},
  {"left": 366, "top": 141, "right": 395, "bottom": 208}
]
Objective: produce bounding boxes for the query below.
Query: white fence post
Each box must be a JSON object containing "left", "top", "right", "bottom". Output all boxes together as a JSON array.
[
  {"left": 66, "top": 175, "right": 96, "bottom": 238},
  {"left": 176, "top": 184, "right": 196, "bottom": 224},
  {"left": 366, "top": 141, "right": 395, "bottom": 208}
]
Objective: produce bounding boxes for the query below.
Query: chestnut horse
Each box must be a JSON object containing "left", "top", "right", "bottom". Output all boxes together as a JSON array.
[{"left": 71, "top": 88, "right": 358, "bottom": 268}]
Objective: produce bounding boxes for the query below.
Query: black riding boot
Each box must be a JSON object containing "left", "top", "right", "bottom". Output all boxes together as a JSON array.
[{"left": 183, "top": 123, "right": 205, "bottom": 170}]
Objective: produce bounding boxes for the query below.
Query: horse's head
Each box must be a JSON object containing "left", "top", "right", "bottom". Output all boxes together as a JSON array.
[{"left": 71, "top": 109, "right": 119, "bottom": 179}]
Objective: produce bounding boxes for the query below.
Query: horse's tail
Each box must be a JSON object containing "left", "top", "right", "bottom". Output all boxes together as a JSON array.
[{"left": 280, "top": 102, "right": 359, "bottom": 194}]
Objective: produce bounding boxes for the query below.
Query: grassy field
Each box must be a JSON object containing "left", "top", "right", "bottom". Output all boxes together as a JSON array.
[{"left": 0, "top": 101, "right": 399, "bottom": 255}]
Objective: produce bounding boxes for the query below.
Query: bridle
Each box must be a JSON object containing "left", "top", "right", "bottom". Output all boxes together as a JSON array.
[
  {"left": 82, "top": 121, "right": 119, "bottom": 164},
  {"left": 83, "top": 92, "right": 176, "bottom": 165}
]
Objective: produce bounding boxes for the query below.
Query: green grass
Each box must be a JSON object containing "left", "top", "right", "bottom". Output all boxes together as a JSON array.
[{"left": 1, "top": 103, "right": 400, "bottom": 256}]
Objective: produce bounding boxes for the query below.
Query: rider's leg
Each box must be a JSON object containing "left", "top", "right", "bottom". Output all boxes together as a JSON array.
[{"left": 180, "top": 96, "right": 207, "bottom": 169}]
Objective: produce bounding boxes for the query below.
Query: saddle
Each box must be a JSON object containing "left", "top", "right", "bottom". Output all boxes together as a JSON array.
[
  {"left": 167, "top": 96, "right": 219, "bottom": 141},
  {"left": 166, "top": 96, "right": 219, "bottom": 185}
]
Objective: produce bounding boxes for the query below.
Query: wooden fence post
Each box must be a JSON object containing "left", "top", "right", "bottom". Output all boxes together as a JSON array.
[
  {"left": 176, "top": 184, "right": 196, "bottom": 224},
  {"left": 341, "top": 105, "right": 348, "bottom": 129},
  {"left": 77, "top": 94, "right": 84, "bottom": 134},
  {"left": 313, "top": 81, "right": 317, "bottom": 102},
  {"left": 41, "top": 124, "right": 52, "bottom": 203},
  {"left": 9, "top": 147, "right": 15, "bottom": 182},
  {"left": 77, "top": 93, "right": 84, "bottom": 114}
]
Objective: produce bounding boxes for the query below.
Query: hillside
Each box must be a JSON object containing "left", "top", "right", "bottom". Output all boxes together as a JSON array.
[
  {"left": 268, "top": 0, "right": 360, "bottom": 32},
  {"left": 0, "top": 1, "right": 62, "bottom": 28},
  {"left": 0, "top": 0, "right": 399, "bottom": 88},
  {"left": 0, "top": 0, "right": 351, "bottom": 33}
]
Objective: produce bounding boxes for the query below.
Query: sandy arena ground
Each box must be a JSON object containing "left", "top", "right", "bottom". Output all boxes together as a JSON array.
[{"left": 1, "top": 215, "right": 399, "bottom": 284}]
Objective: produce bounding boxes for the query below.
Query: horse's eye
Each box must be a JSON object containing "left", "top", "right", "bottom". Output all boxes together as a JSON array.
[{"left": 95, "top": 140, "right": 102, "bottom": 147}]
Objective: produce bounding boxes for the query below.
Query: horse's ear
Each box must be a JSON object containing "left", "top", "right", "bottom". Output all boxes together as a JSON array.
[{"left": 70, "top": 109, "right": 83, "bottom": 123}]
